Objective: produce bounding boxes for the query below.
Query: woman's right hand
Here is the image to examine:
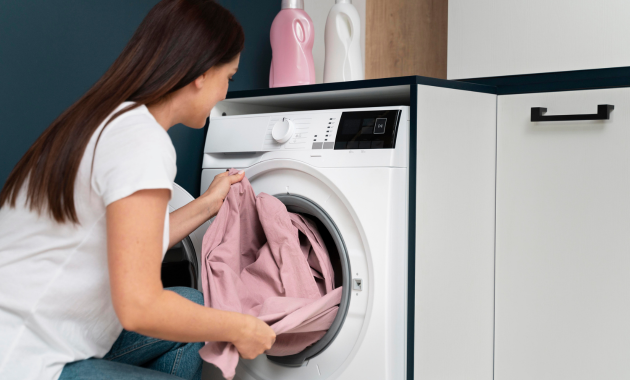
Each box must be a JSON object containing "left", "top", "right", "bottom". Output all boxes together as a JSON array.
[
  {"left": 233, "top": 315, "right": 276, "bottom": 360},
  {"left": 200, "top": 170, "right": 246, "bottom": 216}
]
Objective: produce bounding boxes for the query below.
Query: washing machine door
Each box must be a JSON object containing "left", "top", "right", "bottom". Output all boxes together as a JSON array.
[
  {"left": 163, "top": 183, "right": 210, "bottom": 291},
  {"left": 229, "top": 160, "right": 371, "bottom": 380}
]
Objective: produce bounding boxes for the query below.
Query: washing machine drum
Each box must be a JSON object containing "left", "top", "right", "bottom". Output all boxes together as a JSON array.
[
  {"left": 162, "top": 183, "right": 207, "bottom": 290},
  {"left": 266, "top": 194, "right": 351, "bottom": 367},
  {"left": 161, "top": 235, "right": 198, "bottom": 289}
]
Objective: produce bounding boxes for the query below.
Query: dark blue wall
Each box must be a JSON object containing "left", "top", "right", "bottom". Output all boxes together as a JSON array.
[
  {"left": 217, "top": 0, "right": 277, "bottom": 92},
  {"left": 0, "top": 0, "right": 273, "bottom": 198}
]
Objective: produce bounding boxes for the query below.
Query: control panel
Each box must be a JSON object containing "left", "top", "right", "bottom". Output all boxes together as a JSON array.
[
  {"left": 333, "top": 109, "right": 401, "bottom": 150},
  {"left": 262, "top": 114, "right": 330, "bottom": 151},
  {"left": 205, "top": 107, "right": 405, "bottom": 154}
]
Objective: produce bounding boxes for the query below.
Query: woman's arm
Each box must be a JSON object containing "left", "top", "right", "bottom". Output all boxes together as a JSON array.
[
  {"left": 168, "top": 171, "right": 245, "bottom": 248},
  {"left": 106, "top": 187, "right": 275, "bottom": 359}
]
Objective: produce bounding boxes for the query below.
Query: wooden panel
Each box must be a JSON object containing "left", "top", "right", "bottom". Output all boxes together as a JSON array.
[{"left": 366, "top": 0, "right": 448, "bottom": 80}]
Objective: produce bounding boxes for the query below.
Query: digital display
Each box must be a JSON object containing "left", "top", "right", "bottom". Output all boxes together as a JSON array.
[
  {"left": 334, "top": 110, "right": 401, "bottom": 150},
  {"left": 340, "top": 119, "right": 361, "bottom": 135}
]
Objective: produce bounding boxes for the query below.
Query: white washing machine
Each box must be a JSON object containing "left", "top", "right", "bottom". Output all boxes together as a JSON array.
[
  {"left": 163, "top": 183, "right": 210, "bottom": 291},
  {"left": 199, "top": 106, "right": 410, "bottom": 380}
]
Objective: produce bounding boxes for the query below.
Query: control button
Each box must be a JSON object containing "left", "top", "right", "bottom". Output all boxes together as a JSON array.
[
  {"left": 312, "top": 142, "right": 323, "bottom": 149},
  {"left": 334, "top": 141, "right": 346, "bottom": 149},
  {"left": 374, "top": 118, "right": 387, "bottom": 134},
  {"left": 359, "top": 141, "right": 371, "bottom": 149},
  {"left": 323, "top": 142, "right": 335, "bottom": 149},
  {"left": 271, "top": 118, "right": 295, "bottom": 143},
  {"left": 347, "top": 141, "right": 359, "bottom": 149},
  {"left": 371, "top": 140, "right": 384, "bottom": 149}
]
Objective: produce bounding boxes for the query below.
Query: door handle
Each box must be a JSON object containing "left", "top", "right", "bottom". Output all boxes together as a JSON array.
[{"left": 531, "top": 104, "right": 614, "bottom": 122}]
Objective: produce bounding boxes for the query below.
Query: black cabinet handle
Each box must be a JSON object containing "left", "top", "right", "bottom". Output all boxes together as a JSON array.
[{"left": 531, "top": 104, "right": 614, "bottom": 122}]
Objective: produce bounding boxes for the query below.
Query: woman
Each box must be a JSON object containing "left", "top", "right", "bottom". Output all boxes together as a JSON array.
[{"left": 0, "top": 1, "right": 276, "bottom": 379}]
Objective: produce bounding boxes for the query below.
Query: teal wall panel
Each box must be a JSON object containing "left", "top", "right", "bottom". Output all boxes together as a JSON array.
[
  {"left": 217, "top": 0, "right": 277, "bottom": 92},
  {"left": 0, "top": 0, "right": 273, "bottom": 198}
]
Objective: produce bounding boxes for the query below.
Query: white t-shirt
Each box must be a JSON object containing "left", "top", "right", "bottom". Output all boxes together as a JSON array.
[{"left": 0, "top": 102, "right": 176, "bottom": 380}]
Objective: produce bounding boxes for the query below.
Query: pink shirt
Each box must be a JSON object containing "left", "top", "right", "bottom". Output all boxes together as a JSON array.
[{"left": 199, "top": 171, "right": 342, "bottom": 380}]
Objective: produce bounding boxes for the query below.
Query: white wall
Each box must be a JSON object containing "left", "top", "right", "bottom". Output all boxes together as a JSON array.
[
  {"left": 448, "top": 0, "right": 630, "bottom": 79},
  {"left": 304, "top": 0, "right": 365, "bottom": 84}
]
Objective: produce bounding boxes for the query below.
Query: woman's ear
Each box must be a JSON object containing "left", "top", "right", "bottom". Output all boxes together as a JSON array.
[{"left": 194, "top": 72, "right": 207, "bottom": 90}]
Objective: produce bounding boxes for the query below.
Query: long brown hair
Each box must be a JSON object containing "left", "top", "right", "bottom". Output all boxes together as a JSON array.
[{"left": 0, "top": 0, "right": 244, "bottom": 223}]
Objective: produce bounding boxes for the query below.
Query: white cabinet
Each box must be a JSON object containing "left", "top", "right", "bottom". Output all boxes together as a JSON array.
[
  {"left": 415, "top": 85, "right": 497, "bottom": 380},
  {"left": 448, "top": 0, "right": 630, "bottom": 79},
  {"left": 495, "top": 88, "right": 630, "bottom": 379}
]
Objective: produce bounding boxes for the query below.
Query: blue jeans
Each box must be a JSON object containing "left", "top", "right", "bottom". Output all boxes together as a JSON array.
[{"left": 59, "top": 287, "right": 204, "bottom": 380}]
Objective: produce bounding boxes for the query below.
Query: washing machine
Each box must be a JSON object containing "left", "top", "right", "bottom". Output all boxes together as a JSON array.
[
  {"left": 199, "top": 106, "right": 410, "bottom": 379},
  {"left": 162, "top": 183, "right": 210, "bottom": 290}
]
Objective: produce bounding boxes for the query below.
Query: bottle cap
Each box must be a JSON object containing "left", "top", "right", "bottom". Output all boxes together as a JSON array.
[
  {"left": 281, "top": 0, "right": 304, "bottom": 9},
  {"left": 336, "top": 0, "right": 351, "bottom": 3}
]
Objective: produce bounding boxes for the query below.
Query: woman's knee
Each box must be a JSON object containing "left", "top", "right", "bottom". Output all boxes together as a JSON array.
[{"left": 165, "top": 287, "right": 203, "bottom": 306}]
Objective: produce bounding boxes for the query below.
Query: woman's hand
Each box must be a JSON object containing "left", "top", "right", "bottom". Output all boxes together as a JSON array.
[
  {"left": 201, "top": 170, "right": 246, "bottom": 214},
  {"left": 233, "top": 315, "right": 276, "bottom": 360},
  {"left": 168, "top": 170, "right": 245, "bottom": 248}
]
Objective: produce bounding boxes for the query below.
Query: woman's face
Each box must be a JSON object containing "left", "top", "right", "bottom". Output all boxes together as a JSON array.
[{"left": 184, "top": 54, "right": 240, "bottom": 129}]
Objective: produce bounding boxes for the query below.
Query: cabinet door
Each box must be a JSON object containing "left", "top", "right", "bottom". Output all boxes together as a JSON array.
[
  {"left": 496, "top": 88, "right": 630, "bottom": 380},
  {"left": 448, "top": 0, "right": 630, "bottom": 79},
  {"left": 415, "top": 85, "right": 496, "bottom": 380}
]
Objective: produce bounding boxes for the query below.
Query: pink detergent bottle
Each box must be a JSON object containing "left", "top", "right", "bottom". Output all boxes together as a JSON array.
[{"left": 269, "top": 0, "right": 316, "bottom": 88}]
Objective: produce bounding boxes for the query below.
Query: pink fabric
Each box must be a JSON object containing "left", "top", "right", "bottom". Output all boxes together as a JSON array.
[{"left": 199, "top": 170, "right": 342, "bottom": 379}]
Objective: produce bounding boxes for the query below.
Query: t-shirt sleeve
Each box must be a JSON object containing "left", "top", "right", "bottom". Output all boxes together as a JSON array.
[{"left": 92, "top": 119, "right": 177, "bottom": 207}]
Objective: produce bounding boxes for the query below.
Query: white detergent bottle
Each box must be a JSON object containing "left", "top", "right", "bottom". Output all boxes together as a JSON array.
[{"left": 323, "top": 0, "right": 364, "bottom": 83}]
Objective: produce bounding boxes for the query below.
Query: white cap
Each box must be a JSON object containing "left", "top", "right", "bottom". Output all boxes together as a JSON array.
[
  {"left": 336, "top": 0, "right": 351, "bottom": 3},
  {"left": 282, "top": 0, "right": 304, "bottom": 9}
]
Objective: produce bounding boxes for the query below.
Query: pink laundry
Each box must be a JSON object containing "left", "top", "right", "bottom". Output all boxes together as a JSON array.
[{"left": 199, "top": 170, "right": 342, "bottom": 380}]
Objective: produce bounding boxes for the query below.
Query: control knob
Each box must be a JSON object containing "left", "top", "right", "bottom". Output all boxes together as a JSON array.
[{"left": 272, "top": 118, "right": 295, "bottom": 144}]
